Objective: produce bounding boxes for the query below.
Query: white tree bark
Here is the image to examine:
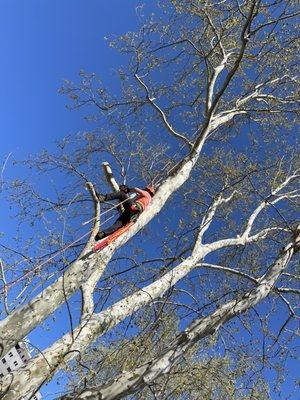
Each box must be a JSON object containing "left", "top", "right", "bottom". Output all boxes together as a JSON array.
[
  {"left": 59, "top": 228, "right": 299, "bottom": 400},
  {"left": 0, "top": 188, "right": 293, "bottom": 399},
  {"left": 0, "top": 181, "right": 108, "bottom": 358},
  {"left": 0, "top": 0, "right": 269, "bottom": 358},
  {"left": 0, "top": 86, "right": 296, "bottom": 400},
  {"left": 1, "top": 4, "right": 297, "bottom": 396},
  {"left": 102, "top": 162, "right": 124, "bottom": 213},
  {"left": 0, "top": 113, "right": 217, "bottom": 357}
]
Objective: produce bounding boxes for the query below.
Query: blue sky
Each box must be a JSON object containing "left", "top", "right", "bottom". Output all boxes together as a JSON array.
[
  {"left": 0, "top": 1, "right": 299, "bottom": 399},
  {"left": 0, "top": 1, "right": 148, "bottom": 398},
  {"left": 0, "top": 0, "right": 144, "bottom": 160}
]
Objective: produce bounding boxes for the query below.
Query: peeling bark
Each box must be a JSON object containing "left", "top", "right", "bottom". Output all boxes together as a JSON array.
[
  {"left": 59, "top": 232, "right": 298, "bottom": 400},
  {"left": 1, "top": 214, "right": 288, "bottom": 398},
  {"left": 0, "top": 28, "right": 261, "bottom": 358},
  {"left": 0, "top": 134, "right": 204, "bottom": 357},
  {"left": 0, "top": 3, "right": 298, "bottom": 398}
]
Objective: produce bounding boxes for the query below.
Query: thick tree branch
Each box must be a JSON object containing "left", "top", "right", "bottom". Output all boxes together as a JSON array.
[
  {"left": 0, "top": 138, "right": 200, "bottom": 358},
  {"left": 207, "top": 0, "right": 257, "bottom": 116},
  {"left": 0, "top": 4, "right": 298, "bottom": 398},
  {"left": 0, "top": 259, "right": 10, "bottom": 316},
  {"left": 0, "top": 182, "right": 111, "bottom": 357},
  {"left": 58, "top": 230, "right": 298, "bottom": 400},
  {"left": 84, "top": 182, "right": 100, "bottom": 252},
  {"left": 102, "top": 162, "right": 124, "bottom": 213},
  {"left": 2, "top": 196, "right": 292, "bottom": 397}
]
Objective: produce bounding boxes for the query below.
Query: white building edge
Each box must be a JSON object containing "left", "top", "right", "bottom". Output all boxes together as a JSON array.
[{"left": 0, "top": 341, "right": 42, "bottom": 400}]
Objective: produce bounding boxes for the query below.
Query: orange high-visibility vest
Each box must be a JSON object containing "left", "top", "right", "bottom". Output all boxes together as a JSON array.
[{"left": 134, "top": 188, "right": 152, "bottom": 211}]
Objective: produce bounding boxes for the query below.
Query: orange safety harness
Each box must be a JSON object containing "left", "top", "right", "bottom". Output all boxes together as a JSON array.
[{"left": 130, "top": 188, "right": 152, "bottom": 212}]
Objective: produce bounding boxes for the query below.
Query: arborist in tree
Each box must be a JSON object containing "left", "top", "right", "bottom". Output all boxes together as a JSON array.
[{"left": 95, "top": 184, "right": 155, "bottom": 241}]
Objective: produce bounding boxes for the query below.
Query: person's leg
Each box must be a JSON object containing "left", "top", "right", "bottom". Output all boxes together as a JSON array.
[
  {"left": 95, "top": 210, "right": 140, "bottom": 241},
  {"left": 95, "top": 217, "right": 124, "bottom": 240},
  {"left": 123, "top": 199, "right": 134, "bottom": 214},
  {"left": 95, "top": 209, "right": 135, "bottom": 240},
  {"left": 103, "top": 218, "right": 124, "bottom": 236}
]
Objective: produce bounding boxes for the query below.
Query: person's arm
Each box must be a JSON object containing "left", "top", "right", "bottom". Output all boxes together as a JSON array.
[
  {"left": 104, "top": 191, "right": 129, "bottom": 202},
  {"left": 131, "top": 187, "right": 143, "bottom": 196}
]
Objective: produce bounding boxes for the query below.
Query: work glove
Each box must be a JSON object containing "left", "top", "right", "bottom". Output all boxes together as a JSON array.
[
  {"left": 119, "top": 184, "right": 129, "bottom": 193},
  {"left": 96, "top": 193, "right": 106, "bottom": 202}
]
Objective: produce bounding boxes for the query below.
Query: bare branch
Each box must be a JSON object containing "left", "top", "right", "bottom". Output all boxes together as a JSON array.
[
  {"left": 84, "top": 181, "right": 101, "bottom": 250},
  {"left": 0, "top": 259, "right": 10, "bottom": 315},
  {"left": 282, "top": 272, "right": 300, "bottom": 281},
  {"left": 102, "top": 162, "right": 124, "bottom": 213},
  {"left": 58, "top": 232, "right": 298, "bottom": 400},
  {"left": 208, "top": 0, "right": 257, "bottom": 114},
  {"left": 200, "top": 262, "right": 258, "bottom": 284},
  {"left": 277, "top": 287, "right": 300, "bottom": 296},
  {"left": 0, "top": 152, "right": 12, "bottom": 192},
  {"left": 250, "top": 10, "right": 300, "bottom": 36},
  {"left": 134, "top": 73, "right": 193, "bottom": 148},
  {"left": 241, "top": 170, "right": 300, "bottom": 239},
  {"left": 195, "top": 190, "right": 236, "bottom": 245}
]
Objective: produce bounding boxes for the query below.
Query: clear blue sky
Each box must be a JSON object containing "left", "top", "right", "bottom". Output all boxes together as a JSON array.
[
  {"left": 0, "top": 0, "right": 144, "bottom": 160},
  {"left": 0, "top": 1, "right": 298, "bottom": 399},
  {"left": 0, "top": 1, "right": 147, "bottom": 398}
]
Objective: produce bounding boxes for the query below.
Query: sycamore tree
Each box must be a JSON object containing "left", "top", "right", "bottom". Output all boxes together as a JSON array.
[{"left": 0, "top": 1, "right": 299, "bottom": 399}]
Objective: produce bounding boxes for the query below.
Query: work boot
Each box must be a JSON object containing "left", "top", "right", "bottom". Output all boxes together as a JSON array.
[{"left": 95, "top": 231, "right": 106, "bottom": 241}]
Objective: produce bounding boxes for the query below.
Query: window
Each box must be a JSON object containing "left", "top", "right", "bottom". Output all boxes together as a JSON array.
[
  {"left": 1, "top": 358, "right": 6, "bottom": 364},
  {"left": 7, "top": 367, "right": 11, "bottom": 373},
  {"left": 15, "top": 343, "right": 20, "bottom": 350},
  {"left": 0, "top": 373, "right": 3, "bottom": 378},
  {"left": 8, "top": 352, "right": 13, "bottom": 358},
  {"left": 13, "top": 361, "right": 18, "bottom": 366}
]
